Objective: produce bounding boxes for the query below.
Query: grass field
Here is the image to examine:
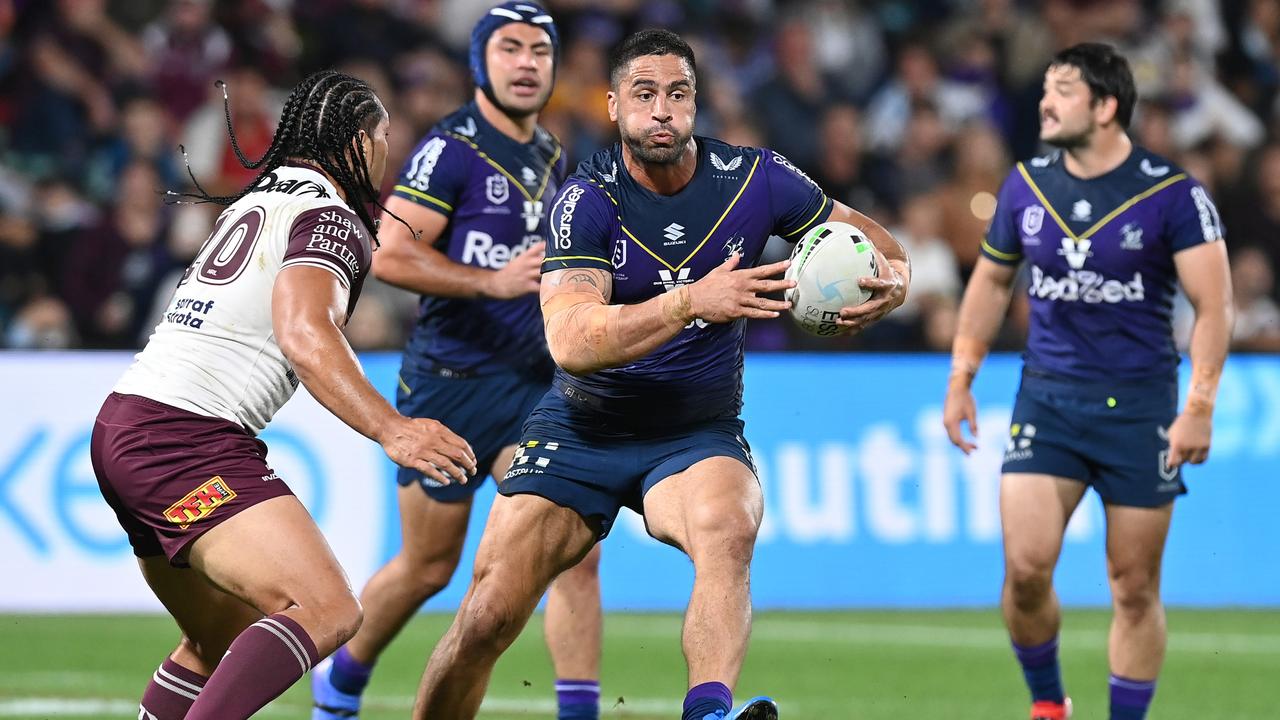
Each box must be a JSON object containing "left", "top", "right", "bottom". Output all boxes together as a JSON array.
[{"left": 1, "top": 609, "right": 1277, "bottom": 719}]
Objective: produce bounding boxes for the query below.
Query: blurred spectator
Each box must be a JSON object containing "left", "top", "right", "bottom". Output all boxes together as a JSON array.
[
  {"left": 867, "top": 99, "right": 951, "bottom": 210},
  {"left": 1229, "top": 245, "right": 1280, "bottom": 351},
  {"left": 1165, "top": 51, "right": 1265, "bottom": 151},
  {"left": 810, "top": 103, "right": 880, "bottom": 215},
  {"left": 86, "top": 95, "right": 181, "bottom": 202},
  {"left": 938, "top": 122, "right": 1010, "bottom": 275},
  {"left": 4, "top": 296, "right": 77, "bottom": 349},
  {"left": 181, "top": 65, "right": 282, "bottom": 197},
  {"left": 752, "top": 18, "right": 836, "bottom": 172},
  {"left": 142, "top": 0, "right": 231, "bottom": 123},
  {"left": 61, "top": 163, "right": 176, "bottom": 348},
  {"left": 1229, "top": 143, "right": 1280, "bottom": 294},
  {"left": 887, "top": 191, "right": 962, "bottom": 351},
  {"left": 864, "top": 41, "right": 985, "bottom": 155},
  {"left": 801, "top": 0, "right": 886, "bottom": 102}
]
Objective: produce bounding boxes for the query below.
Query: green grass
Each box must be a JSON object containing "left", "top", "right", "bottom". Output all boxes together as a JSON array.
[{"left": 1, "top": 610, "right": 1277, "bottom": 718}]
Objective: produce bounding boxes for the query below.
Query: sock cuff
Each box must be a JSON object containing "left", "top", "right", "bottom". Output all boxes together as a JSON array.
[
  {"left": 683, "top": 681, "right": 732, "bottom": 713},
  {"left": 253, "top": 614, "right": 320, "bottom": 673},
  {"left": 1012, "top": 636, "right": 1060, "bottom": 666},
  {"left": 556, "top": 679, "right": 601, "bottom": 693},
  {"left": 159, "top": 658, "right": 208, "bottom": 689},
  {"left": 1110, "top": 674, "right": 1158, "bottom": 707},
  {"left": 333, "top": 645, "right": 374, "bottom": 677}
]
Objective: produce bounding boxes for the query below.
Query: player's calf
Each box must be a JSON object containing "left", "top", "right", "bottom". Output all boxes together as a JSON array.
[{"left": 139, "top": 657, "right": 208, "bottom": 720}]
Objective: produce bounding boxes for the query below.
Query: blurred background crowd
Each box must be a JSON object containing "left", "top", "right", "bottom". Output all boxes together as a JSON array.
[{"left": 1, "top": 0, "right": 1279, "bottom": 353}]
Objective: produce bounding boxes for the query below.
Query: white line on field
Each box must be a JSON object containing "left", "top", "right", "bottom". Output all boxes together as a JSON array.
[{"left": 0, "top": 695, "right": 682, "bottom": 717}]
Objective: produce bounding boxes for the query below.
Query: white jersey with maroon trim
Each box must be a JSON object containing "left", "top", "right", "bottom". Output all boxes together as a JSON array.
[{"left": 114, "top": 165, "right": 373, "bottom": 433}]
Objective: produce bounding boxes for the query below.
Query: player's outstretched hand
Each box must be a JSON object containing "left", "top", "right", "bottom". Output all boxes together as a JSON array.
[
  {"left": 943, "top": 379, "right": 979, "bottom": 455},
  {"left": 685, "top": 254, "right": 795, "bottom": 323},
  {"left": 1166, "top": 408, "right": 1212, "bottom": 467},
  {"left": 836, "top": 245, "right": 906, "bottom": 334},
  {"left": 380, "top": 416, "right": 478, "bottom": 485},
  {"left": 486, "top": 241, "right": 546, "bottom": 299}
]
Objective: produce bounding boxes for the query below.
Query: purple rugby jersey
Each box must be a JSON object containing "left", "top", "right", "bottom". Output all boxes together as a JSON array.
[
  {"left": 542, "top": 136, "right": 834, "bottom": 427},
  {"left": 391, "top": 102, "right": 566, "bottom": 375},
  {"left": 982, "top": 145, "right": 1225, "bottom": 382}
]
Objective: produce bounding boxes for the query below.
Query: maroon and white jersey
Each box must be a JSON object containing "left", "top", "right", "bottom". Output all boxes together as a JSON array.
[{"left": 115, "top": 165, "right": 373, "bottom": 433}]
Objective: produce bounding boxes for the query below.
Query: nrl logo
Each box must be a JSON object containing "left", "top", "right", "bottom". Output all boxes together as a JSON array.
[
  {"left": 612, "top": 236, "right": 627, "bottom": 269},
  {"left": 486, "top": 174, "right": 510, "bottom": 205},
  {"left": 710, "top": 152, "right": 743, "bottom": 173},
  {"left": 1021, "top": 206, "right": 1044, "bottom": 236}
]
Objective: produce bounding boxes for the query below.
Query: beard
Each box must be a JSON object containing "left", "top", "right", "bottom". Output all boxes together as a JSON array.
[
  {"left": 1042, "top": 117, "right": 1094, "bottom": 150},
  {"left": 621, "top": 122, "right": 693, "bottom": 164}
]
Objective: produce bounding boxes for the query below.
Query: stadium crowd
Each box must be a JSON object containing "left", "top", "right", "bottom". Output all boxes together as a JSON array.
[{"left": 1, "top": 0, "right": 1279, "bottom": 352}]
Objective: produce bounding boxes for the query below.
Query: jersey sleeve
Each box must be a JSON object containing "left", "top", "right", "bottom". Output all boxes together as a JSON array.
[
  {"left": 390, "top": 134, "right": 469, "bottom": 216},
  {"left": 1164, "top": 177, "right": 1225, "bottom": 252},
  {"left": 763, "top": 150, "right": 833, "bottom": 239},
  {"left": 542, "top": 180, "right": 616, "bottom": 272},
  {"left": 980, "top": 170, "right": 1024, "bottom": 265},
  {"left": 282, "top": 204, "right": 371, "bottom": 289}
]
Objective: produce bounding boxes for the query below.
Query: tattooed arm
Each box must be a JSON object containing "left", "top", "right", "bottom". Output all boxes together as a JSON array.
[{"left": 541, "top": 254, "right": 794, "bottom": 375}]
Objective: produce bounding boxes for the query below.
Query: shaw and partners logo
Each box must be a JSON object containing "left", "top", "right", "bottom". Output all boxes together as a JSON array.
[
  {"left": 164, "top": 477, "right": 237, "bottom": 530},
  {"left": 1030, "top": 266, "right": 1145, "bottom": 303}
]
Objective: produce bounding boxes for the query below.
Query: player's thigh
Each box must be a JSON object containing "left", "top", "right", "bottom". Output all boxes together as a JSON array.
[
  {"left": 1000, "top": 473, "right": 1088, "bottom": 571},
  {"left": 185, "top": 495, "right": 353, "bottom": 618},
  {"left": 139, "top": 555, "right": 262, "bottom": 669},
  {"left": 643, "top": 455, "right": 762, "bottom": 556},
  {"left": 1104, "top": 502, "right": 1173, "bottom": 584},
  {"left": 472, "top": 492, "right": 597, "bottom": 595},
  {"left": 396, "top": 482, "right": 474, "bottom": 569}
]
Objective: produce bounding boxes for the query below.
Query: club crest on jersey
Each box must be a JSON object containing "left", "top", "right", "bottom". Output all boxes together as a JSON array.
[
  {"left": 164, "top": 477, "right": 237, "bottom": 530},
  {"left": 486, "top": 174, "right": 510, "bottom": 205},
  {"left": 1120, "top": 222, "right": 1145, "bottom": 250},
  {"left": 522, "top": 200, "right": 543, "bottom": 233},
  {"left": 1058, "top": 237, "right": 1092, "bottom": 269},
  {"left": 1021, "top": 206, "right": 1044, "bottom": 236},
  {"left": 723, "top": 235, "right": 745, "bottom": 258},
  {"left": 1070, "top": 199, "right": 1092, "bottom": 222}
]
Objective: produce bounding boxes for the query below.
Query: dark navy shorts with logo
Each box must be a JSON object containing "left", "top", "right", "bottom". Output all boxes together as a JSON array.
[
  {"left": 498, "top": 389, "right": 757, "bottom": 539},
  {"left": 395, "top": 365, "right": 549, "bottom": 502},
  {"left": 1001, "top": 369, "right": 1185, "bottom": 507},
  {"left": 91, "top": 393, "right": 294, "bottom": 565}
]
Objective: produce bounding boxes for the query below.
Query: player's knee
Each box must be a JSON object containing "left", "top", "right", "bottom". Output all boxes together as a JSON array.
[
  {"left": 1005, "top": 561, "right": 1054, "bottom": 609},
  {"left": 403, "top": 554, "right": 462, "bottom": 601},
  {"left": 686, "top": 502, "right": 760, "bottom": 564},
  {"left": 1109, "top": 565, "right": 1160, "bottom": 616},
  {"left": 328, "top": 591, "right": 364, "bottom": 646},
  {"left": 562, "top": 545, "right": 601, "bottom": 581},
  {"left": 456, "top": 586, "right": 521, "bottom": 652}
]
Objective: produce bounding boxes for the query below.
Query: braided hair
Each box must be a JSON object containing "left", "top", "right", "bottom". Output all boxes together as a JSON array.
[{"left": 171, "top": 70, "right": 414, "bottom": 243}]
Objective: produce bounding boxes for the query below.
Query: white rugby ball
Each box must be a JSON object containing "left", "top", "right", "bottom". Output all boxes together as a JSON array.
[{"left": 784, "top": 221, "right": 879, "bottom": 336}]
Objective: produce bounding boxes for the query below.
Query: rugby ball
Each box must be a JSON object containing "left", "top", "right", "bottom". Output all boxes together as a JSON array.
[{"left": 784, "top": 221, "right": 878, "bottom": 336}]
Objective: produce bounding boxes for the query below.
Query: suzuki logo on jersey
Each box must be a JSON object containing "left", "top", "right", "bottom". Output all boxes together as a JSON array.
[
  {"left": 1030, "top": 266, "right": 1145, "bottom": 303},
  {"left": 1021, "top": 206, "right": 1044, "bottom": 236},
  {"left": 522, "top": 200, "right": 543, "bottom": 233},
  {"left": 1070, "top": 200, "right": 1092, "bottom": 222},
  {"left": 1057, "top": 237, "right": 1092, "bottom": 269},
  {"left": 462, "top": 231, "right": 539, "bottom": 269},
  {"left": 663, "top": 223, "right": 686, "bottom": 245},
  {"left": 1120, "top": 222, "right": 1144, "bottom": 250},
  {"left": 486, "top": 174, "right": 510, "bottom": 205},
  {"left": 521, "top": 167, "right": 537, "bottom": 185},
  {"left": 553, "top": 185, "right": 584, "bottom": 250}
]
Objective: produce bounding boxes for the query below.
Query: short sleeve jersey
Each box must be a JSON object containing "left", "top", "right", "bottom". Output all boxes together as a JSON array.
[
  {"left": 390, "top": 102, "right": 565, "bottom": 375},
  {"left": 114, "top": 165, "right": 373, "bottom": 433},
  {"left": 542, "top": 137, "right": 832, "bottom": 427},
  {"left": 983, "top": 146, "right": 1224, "bottom": 381}
]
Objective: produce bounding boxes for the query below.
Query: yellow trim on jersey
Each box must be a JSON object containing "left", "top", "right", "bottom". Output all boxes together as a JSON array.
[
  {"left": 618, "top": 154, "right": 762, "bottom": 273},
  {"left": 1016, "top": 162, "right": 1188, "bottom": 241},
  {"left": 981, "top": 238, "right": 1021, "bottom": 261},
  {"left": 543, "top": 255, "right": 612, "bottom": 266},
  {"left": 1080, "top": 173, "right": 1187, "bottom": 238},
  {"left": 393, "top": 185, "right": 453, "bottom": 212},
  {"left": 397, "top": 374, "right": 411, "bottom": 395},
  {"left": 445, "top": 131, "right": 561, "bottom": 203},
  {"left": 782, "top": 195, "right": 832, "bottom": 238}
]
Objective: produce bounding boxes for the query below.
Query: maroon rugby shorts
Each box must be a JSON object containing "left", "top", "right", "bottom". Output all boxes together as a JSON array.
[{"left": 91, "top": 392, "right": 295, "bottom": 565}]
